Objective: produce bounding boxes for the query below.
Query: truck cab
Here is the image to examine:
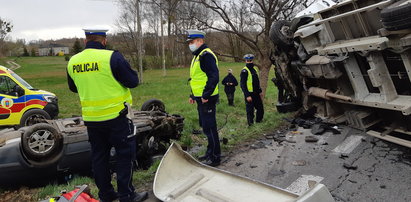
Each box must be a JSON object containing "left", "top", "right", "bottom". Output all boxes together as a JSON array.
[{"left": 0, "top": 65, "right": 58, "bottom": 128}]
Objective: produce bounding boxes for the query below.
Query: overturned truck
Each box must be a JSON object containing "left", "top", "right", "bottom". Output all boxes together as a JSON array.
[{"left": 270, "top": 0, "right": 411, "bottom": 147}]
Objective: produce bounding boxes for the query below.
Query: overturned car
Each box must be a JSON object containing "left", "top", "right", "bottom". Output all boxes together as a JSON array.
[
  {"left": 0, "top": 99, "right": 184, "bottom": 186},
  {"left": 270, "top": 0, "right": 411, "bottom": 147}
]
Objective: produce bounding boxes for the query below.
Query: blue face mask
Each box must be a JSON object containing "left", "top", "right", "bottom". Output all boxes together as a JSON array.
[{"left": 189, "top": 44, "right": 199, "bottom": 52}]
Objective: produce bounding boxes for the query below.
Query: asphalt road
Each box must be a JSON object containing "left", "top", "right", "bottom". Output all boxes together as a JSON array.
[{"left": 218, "top": 126, "right": 411, "bottom": 202}]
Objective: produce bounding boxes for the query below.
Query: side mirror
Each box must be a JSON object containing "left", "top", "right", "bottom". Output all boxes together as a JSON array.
[{"left": 15, "top": 86, "right": 25, "bottom": 97}]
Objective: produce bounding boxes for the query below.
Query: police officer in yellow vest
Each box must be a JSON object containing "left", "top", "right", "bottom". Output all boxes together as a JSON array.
[
  {"left": 240, "top": 54, "right": 264, "bottom": 126},
  {"left": 187, "top": 30, "right": 221, "bottom": 167},
  {"left": 67, "top": 28, "right": 148, "bottom": 202}
]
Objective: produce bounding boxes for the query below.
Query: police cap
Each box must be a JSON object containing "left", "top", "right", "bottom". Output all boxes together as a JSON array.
[
  {"left": 243, "top": 54, "right": 255, "bottom": 60},
  {"left": 83, "top": 28, "right": 109, "bottom": 36},
  {"left": 186, "top": 30, "right": 206, "bottom": 42}
]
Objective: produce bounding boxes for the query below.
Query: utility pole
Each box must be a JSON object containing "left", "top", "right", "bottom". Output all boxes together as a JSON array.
[{"left": 160, "top": 2, "right": 166, "bottom": 76}]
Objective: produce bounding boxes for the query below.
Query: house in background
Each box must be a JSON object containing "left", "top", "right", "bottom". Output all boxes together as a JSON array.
[{"left": 38, "top": 44, "right": 69, "bottom": 56}]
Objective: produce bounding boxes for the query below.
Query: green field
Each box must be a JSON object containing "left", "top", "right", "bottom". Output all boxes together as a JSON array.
[{"left": 0, "top": 56, "right": 286, "bottom": 200}]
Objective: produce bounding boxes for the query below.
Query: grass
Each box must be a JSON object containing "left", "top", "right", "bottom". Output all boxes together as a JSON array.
[{"left": 0, "top": 56, "right": 287, "bottom": 200}]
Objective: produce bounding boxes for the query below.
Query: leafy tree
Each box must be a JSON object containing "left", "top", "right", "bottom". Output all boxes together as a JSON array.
[
  {"left": 23, "top": 47, "right": 29, "bottom": 56},
  {"left": 31, "top": 48, "right": 36, "bottom": 57},
  {"left": 72, "top": 38, "right": 83, "bottom": 54}
]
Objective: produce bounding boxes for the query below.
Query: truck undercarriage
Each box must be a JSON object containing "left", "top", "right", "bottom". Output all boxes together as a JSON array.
[{"left": 270, "top": 0, "right": 411, "bottom": 147}]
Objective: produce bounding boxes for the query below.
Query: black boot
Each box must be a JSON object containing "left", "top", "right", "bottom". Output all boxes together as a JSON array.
[{"left": 132, "top": 192, "right": 148, "bottom": 202}]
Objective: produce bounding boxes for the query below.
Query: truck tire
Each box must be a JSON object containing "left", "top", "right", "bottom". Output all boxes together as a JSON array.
[
  {"left": 21, "top": 123, "right": 63, "bottom": 168},
  {"left": 270, "top": 20, "right": 294, "bottom": 48},
  {"left": 141, "top": 99, "right": 166, "bottom": 112},
  {"left": 19, "top": 109, "right": 51, "bottom": 128},
  {"left": 381, "top": 0, "right": 411, "bottom": 31}
]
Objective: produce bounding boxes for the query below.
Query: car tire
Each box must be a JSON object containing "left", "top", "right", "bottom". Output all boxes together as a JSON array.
[
  {"left": 141, "top": 99, "right": 166, "bottom": 112},
  {"left": 21, "top": 123, "right": 63, "bottom": 168},
  {"left": 270, "top": 20, "right": 294, "bottom": 48},
  {"left": 381, "top": 0, "right": 411, "bottom": 31},
  {"left": 19, "top": 109, "right": 51, "bottom": 128}
]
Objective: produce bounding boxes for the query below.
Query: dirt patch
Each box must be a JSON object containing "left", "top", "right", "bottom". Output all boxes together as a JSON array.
[{"left": 0, "top": 187, "right": 38, "bottom": 202}]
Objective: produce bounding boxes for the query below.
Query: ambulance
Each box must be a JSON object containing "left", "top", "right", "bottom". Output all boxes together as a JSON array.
[{"left": 0, "top": 65, "right": 58, "bottom": 128}]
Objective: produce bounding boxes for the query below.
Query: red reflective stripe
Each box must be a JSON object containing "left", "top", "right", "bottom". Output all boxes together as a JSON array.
[
  {"left": 0, "top": 108, "right": 10, "bottom": 114},
  {"left": 8, "top": 100, "right": 47, "bottom": 113}
]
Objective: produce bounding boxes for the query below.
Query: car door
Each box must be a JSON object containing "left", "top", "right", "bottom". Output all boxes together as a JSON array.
[{"left": 0, "top": 75, "right": 25, "bottom": 125}]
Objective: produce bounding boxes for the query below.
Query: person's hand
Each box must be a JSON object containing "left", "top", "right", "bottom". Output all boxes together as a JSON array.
[
  {"left": 260, "top": 93, "right": 264, "bottom": 100},
  {"left": 201, "top": 98, "right": 209, "bottom": 103},
  {"left": 229, "top": 83, "right": 233, "bottom": 85},
  {"left": 246, "top": 96, "right": 252, "bottom": 102},
  {"left": 189, "top": 97, "right": 195, "bottom": 104}
]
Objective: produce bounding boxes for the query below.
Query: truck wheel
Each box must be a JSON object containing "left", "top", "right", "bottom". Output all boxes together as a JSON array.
[
  {"left": 19, "top": 109, "right": 51, "bottom": 128},
  {"left": 141, "top": 99, "right": 166, "bottom": 112},
  {"left": 270, "top": 20, "right": 294, "bottom": 48},
  {"left": 21, "top": 123, "right": 63, "bottom": 168},
  {"left": 381, "top": 0, "right": 411, "bottom": 31}
]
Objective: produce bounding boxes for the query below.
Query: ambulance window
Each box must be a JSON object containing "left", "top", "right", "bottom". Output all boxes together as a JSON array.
[
  {"left": 0, "top": 76, "right": 19, "bottom": 96},
  {"left": 10, "top": 72, "right": 33, "bottom": 90},
  {"left": 0, "top": 76, "right": 8, "bottom": 94}
]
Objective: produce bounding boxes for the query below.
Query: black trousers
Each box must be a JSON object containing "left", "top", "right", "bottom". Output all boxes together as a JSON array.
[
  {"left": 225, "top": 92, "right": 235, "bottom": 106},
  {"left": 245, "top": 92, "right": 264, "bottom": 125},
  {"left": 87, "top": 116, "right": 136, "bottom": 202},
  {"left": 195, "top": 96, "right": 221, "bottom": 162}
]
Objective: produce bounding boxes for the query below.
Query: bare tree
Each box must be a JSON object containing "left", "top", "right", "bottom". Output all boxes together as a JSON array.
[
  {"left": 115, "top": 0, "right": 145, "bottom": 83},
  {"left": 192, "top": 0, "right": 310, "bottom": 96}
]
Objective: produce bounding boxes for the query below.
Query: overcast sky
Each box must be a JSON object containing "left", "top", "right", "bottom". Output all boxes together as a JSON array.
[{"left": 0, "top": 0, "right": 120, "bottom": 42}]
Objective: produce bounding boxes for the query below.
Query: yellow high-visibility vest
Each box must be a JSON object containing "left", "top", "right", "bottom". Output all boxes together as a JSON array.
[
  {"left": 67, "top": 49, "right": 132, "bottom": 121},
  {"left": 189, "top": 48, "right": 218, "bottom": 97},
  {"left": 243, "top": 66, "right": 259, "bottom": 92}
]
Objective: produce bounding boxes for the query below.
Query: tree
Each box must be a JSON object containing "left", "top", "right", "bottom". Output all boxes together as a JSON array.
[
  {"left": 193, "top": 0, "right": 310, "bottom": 96},
  {"left": 23, "top": 47, "right": 29, "bottom": 56},
  {"left": 116, "top": 0, "right": 145, "bottom": 83},
  {"left": 0, "top": 18, "right": 13, "bottom": 56},
  {"left": 31, "top": 48, "right": 36, "bottom": 57},
  {"left": 0, "top": 18, "right": 12, "bottom": 41},
  {"left": 72, "top": 38, "right": 83, "bottom": 54}
]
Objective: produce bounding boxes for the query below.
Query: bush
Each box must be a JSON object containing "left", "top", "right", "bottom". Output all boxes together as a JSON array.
[{"left": 64, "top": 55, "right": 70, "bottom": 61}]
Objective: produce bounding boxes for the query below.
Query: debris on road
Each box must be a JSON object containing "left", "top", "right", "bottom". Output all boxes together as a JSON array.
[
  {"left": 292, "top": 160, "right": 307, "bottom": 166},
  {"left": 153, "top": 143, "right": 335, "bottom": 202},
  {"left": 305, "top": 136, "right": 319, "bottom": 143},
  {"left": 343, "top": 163, "right": 358, "bottom": 170}
]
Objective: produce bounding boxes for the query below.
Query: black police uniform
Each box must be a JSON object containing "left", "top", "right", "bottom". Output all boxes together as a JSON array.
[
  {"left": 67, "top": 41, "right": 143, "bottom": 202},
  {"left": 240, "top": 63, "right": 264, "bottom": 125},
  {"left": 221, "top": 73, "right": 238, "bottom": 106},
  {"left": 191, "top": 44, "right": 221, "bottom": 165}
]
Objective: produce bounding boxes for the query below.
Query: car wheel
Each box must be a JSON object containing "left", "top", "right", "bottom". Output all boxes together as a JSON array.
[
  {"left": 270, "top": 20, "right": 294, "bottom": 48},
  {"left": 141, "top": 99, "right": 166, "bottom": 112},
  {"left": 381, "top": 0, "right": 411, "bottom": 31},
  {"left": 21, "top": 123, "right": 63, "bottom": 168},
  {"left": 19, "top": 109, "right": 51, "bottom": 128}
]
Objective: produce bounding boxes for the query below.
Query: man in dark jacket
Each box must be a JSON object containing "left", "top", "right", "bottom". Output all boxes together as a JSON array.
[
  {"left": 221, "top": 69, "right": 238, "bottom": 106},
  {"left": 186, "top": 30, "right": 221, "bottom": 167},
  {"left": 67, "top": 28, "right": 147, "bottom": 202},
  {"left": 240, "top": 54, "right": 264, "bottom": 126}
]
